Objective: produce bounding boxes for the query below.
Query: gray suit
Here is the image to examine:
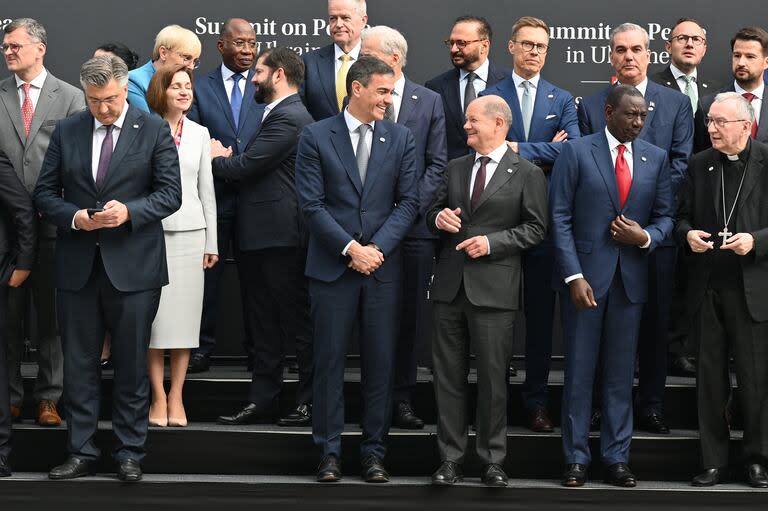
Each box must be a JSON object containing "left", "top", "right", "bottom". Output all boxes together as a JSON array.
[{"left": 0, "top": 71, "right": 84, "bottom": 408}]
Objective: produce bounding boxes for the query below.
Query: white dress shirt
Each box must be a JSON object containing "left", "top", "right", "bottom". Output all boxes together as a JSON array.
[
  {"left": 459, "top": 59, "right": 489, "bottom": 108},
  {"left": 262, "top": 92, "right": 294, "bottom": 121},
  {"left": 735, "top": 80, "right": 764, "bottom": 128},
  {"left": 221, "top": 64, "right": 247, "bottom": 102},
  {"left": 390, "top": 75, "right": 405, "bottom": 122},
  {"left": 341, "top": 108, "right": 375, "bottom": 255},
  {"left": 334, "top": 42, "right": 361, "bottom": 74},
  {"left": 669, "top": 63, "right": 698, "bottom": 95},
  {"left": 511, "top": 71, "right": 540, "bottom": 108},
  {"left": 15, "top": 67, "right": 47, "bottom": 110}
]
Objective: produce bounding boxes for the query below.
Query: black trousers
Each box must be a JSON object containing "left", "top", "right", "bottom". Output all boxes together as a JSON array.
[
  {"left": 238, "top": 247, "right": 313, "bottom": 409},
  {"left": 696, "top": 286, "right": 768, "bottom": 468},
  {"left": 58, "top": 254, "right": 160, "bottom": 462},
  {"left": 0, "top": 285, "right": 10, "bottom": 458}
]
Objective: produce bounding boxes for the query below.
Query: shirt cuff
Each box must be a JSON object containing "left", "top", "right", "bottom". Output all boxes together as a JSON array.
[
  {"left": 342, "top": 240, "right": 355, "bottom": 256},
  {"left": 71, "top": 212, "right": 79, "bottom": 230},
  {"left": 564, "top": 273, "right": 584, "bottom": 284},
  {"left": 640, "top": 230, "right": 651, "bottom": 249},
  {"left": 435, "top": 210, "right": 442, "bottom": 229},
  {"left": 485, "top": 235, "right": 491, "bottom": 255}
]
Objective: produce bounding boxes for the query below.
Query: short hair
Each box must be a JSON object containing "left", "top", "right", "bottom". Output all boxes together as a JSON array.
[
  {"left": 328, "top": 0, "right": 367, "bottom": 16},
  {"left": 5, "top": 18, "right": 47, "bottom": 46},
  {"left": 80, "top": 55, "right": 129, "bottom": 89},
  {"left": 258, "top": 47, "right": 305, "bottom": 88},
  {"left": 479, "top": 96, "right": 513, "bottom": 127},
  {"left": 346, "top": 56, "right": 394, "bottom": 96},
  {"left": 511, "top": 16, "right": 549, "bottom": 41},
  {"left": 453, "top": 15, "right": 493, "bottom": 43},
  {"left": 152, "top": 25, "right": 201, "bottom": 62},
  {"left": 730, "top": 26, "right": 768, "bottom": 55},
  {"left": 361, "top": 26, "right": 409, "bottom": 68},
  {"left": 605, "top": 84, "right": 644, "bottom": 109},
  {"left": 96, "top": 42, "right": 140, "bottom": 70},
  {"left": 669, "top": 17, "right": 705, "bottom": 38},
  {"left": 610, "top": 23, "right": 650, "bottom": 50},
  {"left": 219, "top": 18, "right": 255, "bottom": 40},
  {"left": 146, "top": 66, "right": 193, "bottom": 118},
  {"left": 712, "top": 91, "right": 755, "bottom": 123}
]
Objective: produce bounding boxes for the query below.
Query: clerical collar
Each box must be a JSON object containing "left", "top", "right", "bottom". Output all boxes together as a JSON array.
[{"left": 721, "top": 139, "right": 751, "bottom": 165}]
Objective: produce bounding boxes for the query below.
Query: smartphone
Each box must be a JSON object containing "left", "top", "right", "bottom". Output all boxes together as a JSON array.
[{"left": 86, "top": 208, "right": 104, "bottom": 217}]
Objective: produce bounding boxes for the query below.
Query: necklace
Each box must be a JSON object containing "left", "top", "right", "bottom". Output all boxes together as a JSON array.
[{"left": 718, "top": 161, "right": 747, "bottom": 245}]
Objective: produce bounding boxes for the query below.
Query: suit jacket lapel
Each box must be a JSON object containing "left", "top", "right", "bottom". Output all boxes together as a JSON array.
[
  {"left": 210, "top": 70, "right": 237, "bottom": 131},
  {"left": 504, "top": 81, "right": 525, "bottom": 142},
  {"left": 640, "top": 83, "right": 659, "bottom": 138},
  {"left": 330, "top": 114, "right": 362, "bottom": 195},
  {"left": 529, "top": 80, "right": 553, "bottom": 142},
  {"left": 592, "top": 134, "right": 620, "bottom": 212},
  {"left": 77, "top": 112, "right": 96, "bottom": 190},
  {"left": 737, "top": 144, "right": 764, "bottom": 213},
  {"left": 362, "top": 122, "right": 390, "bottom": 197},
  {"left": 757, "top": 99, "right": 768, "bottom": 140},
  {"left": 239, "top": 69, "right": 256, "bottom": 133},
  {"left": 319, "top": 45, "right": 339, "bottom": 115},
  {"left": 472, "top": 149, "right": 517, "bottom": 211},
  {"left": 26, "top": 75, "right": 58, "bottom": 147},
  {"left": 0, "top": 78, "right": 26, "bottom": 144},
  {"left": 444, "top": 69, "right": 463, "bottom": 131},
  {"left": 102, "top": 107, "right": 142, "bottom": 189},
  {"left": 396, "top": 79, "right": 417, "bottom": 126}
]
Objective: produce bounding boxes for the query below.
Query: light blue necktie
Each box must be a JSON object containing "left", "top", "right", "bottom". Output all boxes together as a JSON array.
[
  {"left": 230, "top": 73, "right": 243, "bottom": 129},
  {"left": 521, "top": 80, "right": 533, "bottom": 142}
]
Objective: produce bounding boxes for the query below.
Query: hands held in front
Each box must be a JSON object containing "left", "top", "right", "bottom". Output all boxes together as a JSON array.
[
  {"left": 686, "top": 229, "right": 753, "bottom": 255},
  {"left": 610, "top": 215, "right": 647, "bottom": 246},
  {"left": 210, "top": 138, "right": 233, "bottom": 159},
  {"left": 347, "top": 241, "right": 384, "bottom": 275},
  {"left": 8, "top": 269, "right": 31, "bottom": 288},
  {"left": 203, "top": 254, "right": 219, "bottom": 269},
  {"left": 436, "top": 207, "right": 462, "bottom": 233},
  {"left": 569, "top": 278, "right": 597, "bottom": 310},
  {"left": 74, "top": 200, "right": 130, "bottom": 231},
  {"left": 456, "top": 236, "right": 489, "bottom": 259}
]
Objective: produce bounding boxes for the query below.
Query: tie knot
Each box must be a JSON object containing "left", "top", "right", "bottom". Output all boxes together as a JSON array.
[
  {"left": 743, "top": 92, "right": 756, "bottom": 103},
  {"left": 104, "top": 124, "right": 114, "bottom": 135},
  {"left": 466, "top": 71, "right": 476, "bottom": 82},
  {"left": 340, "top": 54, "right": 352, "bottom": 63},
  {"left": 478, "top": 156, "right": 491, "bottom": 167},
  {"left": 357, "top": 123, "right": 371, "bottom": 135},
  {"left": 522, "top": 80, "right": 532, "bottom": 91},
  {"left": 617, "top": 144, "right": 626, "bottom": 156},
  {"left": 232, "top": 73, "right": 243, "bottom": 84},
  {"left": 21, "top": 82, "right": 31, "bottom": 94},
  {"left": 682, "top": 75, "right": 695, "bottom": 84}
]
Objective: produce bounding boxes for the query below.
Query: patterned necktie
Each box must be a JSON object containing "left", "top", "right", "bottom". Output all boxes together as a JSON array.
[
  {"left": 521, "top": 80, "right": 534, "bottom": 141},
  {"left": 471, "top": 156, "right": 491, "bottom": 210},
  {"left": 680, "top": 75, "right": 698, "bottom": 113},
  {"left": 95, "top": 125, "right": 114, "bottom": 189},
  {"left": 615, "top": 144, "right": 632, "bottom": 208},
  {"left": 21, "top": 83, "right": 34, "bottom": 138},
  {"left": 464, "top": 72, "right": 477, "bottom": 113},
  {"left": 356, "top": 123, "right": 371, "bottom": 184},
  {"left": 230, "top": 73, "right": 243, "bottom": 129},
  {"left": 743, "top": 92, "right": 759, "bottom": 139},
  {"left": 336, "top": 54, "right": 352, "bottom": 112}
]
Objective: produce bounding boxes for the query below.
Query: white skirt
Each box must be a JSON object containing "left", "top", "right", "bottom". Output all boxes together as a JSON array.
[{"left": 149, "top": 229, "right": 206, "bottom": 349}]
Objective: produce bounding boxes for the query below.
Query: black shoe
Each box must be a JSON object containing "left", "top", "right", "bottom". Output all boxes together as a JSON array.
[
  {"left": 392, "top": 401, "right": 424, "bottom": 430},
  {"left": 670, "top": 356, "right": 696, "bottom": 377},
  {"left": 277, "top": 404, "right": 312, "bottom": 427},
  {"left": 100, "top": 358, "right": 112, "bottom": 370},
  {"left": 746, "top": 463, "right": 768, "bottom": 488},
  {"left": 692, "top": 467, "right": 726, "bottom": 487},
  {"left": 431, "top": 461, "right": 463, "bottom": 485},
  {"left": 116, "top": 459, "right": 142, "bottom": 482},
  {"left": 480, "top": 463, "right": 508, "bottom": 487},
  {"left": 217, "top": 403, "right": 275, "bottom": 425},
  {"left": 49, "top": 456, "right": 95, "bottom": 480},
  {"left": 362, "top": 455, "right": 389, "bottom": 483},
  {"left": 604, "top": 463, "right": 636, "bottom": 487},
  {"left": 188, "top": 353, "right": 210, "bottom": 373},
  {"left": 0, "top": 456, "right": 10, "bottom": 477},
  {"left": 562, "top": 463, "right": 587, "bottom": 487},
  {"left": 316, "top": 454, "right": 341, "bottom": 482},
  {"left": 589, "top": 409, "right": 601, "bottom": 431},
  {"left": 528, "top": 407, "right": 555, "bottom": 433},
  {"left": 637, "top": 412, "right": 670, "bottom": 434},
  {"left": 508, "top": 362, "right": 518, "bottom": 378}
]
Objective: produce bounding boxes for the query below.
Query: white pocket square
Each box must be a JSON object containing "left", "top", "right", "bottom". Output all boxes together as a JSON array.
[{"left": 545, "top": 114, "right": 557, "bottom": 120}]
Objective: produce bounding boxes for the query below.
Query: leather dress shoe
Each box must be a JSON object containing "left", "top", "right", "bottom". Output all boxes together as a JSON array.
[
  {"left": 392, "top": 401, "right": 424, "bottom": 429},
  {"left": 117, "top": 459, "right": 142, "bottom": 482},
  {"left": 589, "top": 409, "right": 601, "bottom": 431},
  {"left": 692, "top": 467, "right": 726, "bottom": 487},
  {"left": 528, "top": 407, "right": 554, "bottom": 433},
  {"left": 562, "top": 463, "right": 587, "bottom": 487},
  {"left": 746, "top": 463, "right": 768, "bottom": 488},
  {"left": 37, "top": 400, "right": 62, "bottom": 427},
  {"left": 277, "top": 404, "right": 311, "bottom": 427},
  {"left": 670, "top": 356, "right": 696, "bottom": 377},
  {"left": 604, "top": 463, "right": 636, "bottom": 487},
  {"left": 316, "top": 454, "right": 341, "bottom": 482},
  {"left": 362, "top": 455, "right": 390, "bottom": 483},
  {"left": 49, "top": 456, "right": 95, "bottom": 480},
  {"left": 217, "top": 403, "right": 274, "bottom": 425},
  {"left": 431, "top": 461, "right": 463, "bottom": 485},
  {"left": 10, "top": 404, "right": 21, "bottom": 422},
  {"left": 0, "top": 456, "right": 11, "bottom": 477},
  {"left": 187, "top": 353, "right": 210, "bottom": 373},
  {"left": 481, "top": 463, "right": 508, "bottom": 487},
  {"left": 637, "top": 412, "right": 670, "bottom": 434}
]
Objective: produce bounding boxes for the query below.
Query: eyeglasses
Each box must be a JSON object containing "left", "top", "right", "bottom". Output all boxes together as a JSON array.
[
  {"left": 670, "top": 35, "right": 706, "bottom": 47},
  {"left": 225, "top": 39, "right": 257, "bottom": 51},
  {"left": 443, "top": 38, "right": 486, "bottom": 49},
  {"left": 173, "top": 50, "right": 201, "bottom": 69},
  {"left": 512, "top": 40, "right": 549, "bottom": 54},
  {"left": 86, "top": 95, "right": 122, "bottom": 108},
  {"left": 706, "top": 117, "right": 748, "bottom": 129},
  {"left": 1, "top": 42, "right": 38, "bottom": 53}
]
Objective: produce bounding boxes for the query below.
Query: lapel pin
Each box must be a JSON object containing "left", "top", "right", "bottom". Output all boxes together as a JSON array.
[
  {"left": 641, "top": 156, "right": 647, "bottom": 162},
  {"left": 666, "top": 81, "right": 672, "bottom": 86},
  {"left": 412, "top": 95, "right": 418, "bottom": 100},
  {"left": 708, "top": 166, "right": 714, "bottom": 172},
  {"left": 133, "top": 124, "right": 139, "bottom": 128},
  {"left": 379, "top": 137, "right": 386, "bottom": 142},
  {"left": 506, "top": 168, "right": 513, "bottom": 173},
  {"left": 547, "top": 94, "right": 554, "bottom": 98},
  {"left": 702, "top": 83, "right": 708, "bottom": 88}
]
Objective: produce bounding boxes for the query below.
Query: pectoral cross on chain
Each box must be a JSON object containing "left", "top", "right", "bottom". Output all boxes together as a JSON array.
[{"left": 718, "top": 227, "right": 733, "bottom": 245}]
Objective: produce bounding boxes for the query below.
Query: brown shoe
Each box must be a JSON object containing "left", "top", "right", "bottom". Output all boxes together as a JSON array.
[
  {"left": 10, "top": 405, "right": 21, "bottom": 422},
  {"left": 37, "top": 400, "right": 62, "bottom": 427},
  {"left": 528, "top": 407, "right": 554, "bottom": 432}
]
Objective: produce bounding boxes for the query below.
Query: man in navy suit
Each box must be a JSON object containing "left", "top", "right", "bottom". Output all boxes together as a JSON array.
[
  {"left": 186, "top": 18, "right": 264, "bottom": 372},
  {"left": 578, "top": 23, "right": 693, "bottom": 434},
  {"left": 301, "top": 0, "right": 368, "bottom": 121},
  {"left": 360, "top": 25, "right": 447, "bottom": 430},
  {"left": 296, "top": 56, "right": 418, "bottom": 483},
  {"left": 552, "top": 85, "right": 674, "bottom": 488},
  {"left": 426, "top": 16, "right": 510, "bottom": 160},
  {"left": 480, "top": 16, "right": 580, "bottom": 432}
]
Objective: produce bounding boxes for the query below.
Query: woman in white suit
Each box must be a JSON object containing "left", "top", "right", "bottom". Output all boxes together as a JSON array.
[{"left": 146, "top": 67, "right": 218, "bottom": 427}]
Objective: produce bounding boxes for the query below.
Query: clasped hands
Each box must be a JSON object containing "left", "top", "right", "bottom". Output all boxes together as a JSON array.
[
  {"left": 436, "top": 207, "right": 489, "bottom": 258},
  {"left": 211, "top": 138, "right": 233, "bottom": 159},
  {"left": 508, "top": 130, "right": 568, "bottom": 153},
  {"left": 347, "top": 241, "right": 384, "bottom": 275},
  {"left": 74, "top": 200, "right": 129, "bottom": 231},
  {"left": 686, "top": 229, "right": 753, "bottom": 255}
]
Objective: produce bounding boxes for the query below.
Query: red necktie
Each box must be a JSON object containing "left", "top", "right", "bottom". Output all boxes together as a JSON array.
[
  {"left": 743, "top": 92, "right": 758, "bottom": 139},
  {"left": 615, "top": 144, "right": 632, "bottom": 208},
  {"left": 471, "top": 156, "right": 491, "bottom": 210},
  {"left": 21, "top": 83, "right": 34, "bottom": 138}
]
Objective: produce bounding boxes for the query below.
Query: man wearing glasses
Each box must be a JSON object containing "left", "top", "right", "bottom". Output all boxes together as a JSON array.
[
  {"left": 479, "top": 16, "right": 580, "bottom": 435},
  {"left": 426, "top": 15, "right": 510, "bottom": 160}
]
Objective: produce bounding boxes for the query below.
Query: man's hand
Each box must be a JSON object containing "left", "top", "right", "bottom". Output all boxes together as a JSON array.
[
  {"left": 436, "top": 207, "right": 462, "bottom": 233},
  {"left": 552, "top": 130, "right": 568, "bottom": 142},
  {"left": 8, "top": 269, "right": 31, "bottom": 288},
  {"left": 456, "top": 236, "right": 489, "bottom": 259},
  {"left": 74, "top": 209, "right": 103, "bottom": 231},
  {"left": 721, "top": 233, "right": 754, "bottom": 255},
  {"left": 203, "top": 254, "right": 219, "bottom": 269},
  {"left": 506, "top": 141, "right": 519, "bottom": 153},
  {"left": 92, "top": 200, "right": 129, "bottom": 228},
  {"left": 569, "top": 278, "right": 597, "bottom": 310},
  {"left": 686, "top": 230, "right": 714, "bottom": 253},
  {"left": 347, "top": 241, "right": 384, "bottom": 275},
  {"left": 211, "top": 139, "right": 232, "bottom": 159},
  {"left": 610, "top": 215, "right": 647, "bottom": 246}
]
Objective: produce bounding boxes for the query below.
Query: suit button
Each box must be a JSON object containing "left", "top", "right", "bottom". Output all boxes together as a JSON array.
[
  {"left": 361, "top": 209, "right": 367, "bottom": 214},
  {"left": 236, "top": 138, "right": 241, "bottom": 144}
]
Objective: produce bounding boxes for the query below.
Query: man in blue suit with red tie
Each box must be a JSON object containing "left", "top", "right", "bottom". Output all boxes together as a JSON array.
[
  {"left": 551, "top": 85, "right": 674, "bottom": 488},
  {"left": 296, "top": 56, "right": 418, "bottom": 483},
  {"left": 480, "top": 16, "right": 580, "bottom": 432}
]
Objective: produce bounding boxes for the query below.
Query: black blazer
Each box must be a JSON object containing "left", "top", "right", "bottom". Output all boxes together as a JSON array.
[
  {"left": 0, "top": 149, "right": 36, "bottom": 283},
  {"left": 425, "top": 61, "right": 510, "bottom": 160},
  {"left": 675, "top": 141, "right": 768, "bottom": 321},
  {"left": 700, "top": 82, "right": 768, "bottom": 144},
  {"left": 212, "top": 94, "right": 314, "bottom": 251},
  {"left": 33, "top": 106, "right": 182, "bottom": 292},
  {"left": 652, "top": 66, "right": 719, "bottom": 153},
  {"left": 426, "top": 148, "right": 548, "bottom": 310}
]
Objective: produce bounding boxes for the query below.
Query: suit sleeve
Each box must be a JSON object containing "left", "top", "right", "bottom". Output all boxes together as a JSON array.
[
  {"left": 33, "top": 124, "right": 82, "bottom": 229},
  {"left": 549, "top": 141, "right": 583, "bottom": 279},
  {"left": 425, "top": 160, "right": 450, "bottom": 236},
  {"left": 0, "top": 151, "right": 37, "bottom": 270},
  {"left": 674, "top": 157, "right": 696, "bottom": 248},
  {"left": 127, "top": 76, "right": 151, "bottom": 113},
  {"left": 416, "top": 97, "right": 448, "bottom": 216},
  {"left": 643, "top": 154, "right": 674, "bottom": 251},
  {"left": 197, "top": 127, "right": 218, "bottom": 255},
  {"left": 577, "top": 98, "right": 595, "bottom": 136},
  {"left": 518, "top": 93, "right": 581, "bottom": 165},
  {"left": 66, "top": 87, "right": 86, "bottom": 116},
  {"left": 668, "top": 97, "right": 695, "bottom": 195}
]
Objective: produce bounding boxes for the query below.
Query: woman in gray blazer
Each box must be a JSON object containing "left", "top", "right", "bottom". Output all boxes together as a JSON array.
[{"left": 146, "top": 67, "right": 218, "bottom": 427}]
